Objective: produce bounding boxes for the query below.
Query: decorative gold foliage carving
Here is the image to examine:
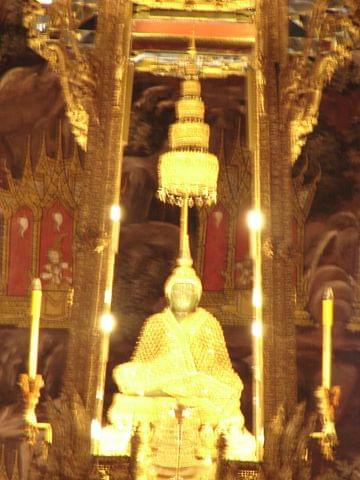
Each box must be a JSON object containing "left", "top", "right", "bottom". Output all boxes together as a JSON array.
[
  {"left": 281, "top": 2, "right": 360, "bottom": 164},
  {"left": 22, "top": 0, "right": 99, "bottom": 150},
  {"left": 0, "top": 130, "right": 82, "bottom": 213}
]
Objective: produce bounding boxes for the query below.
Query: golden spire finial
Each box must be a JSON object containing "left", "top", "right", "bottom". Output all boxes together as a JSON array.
[
  {"left": 184, "top": 29, "right": 198, "bottom": 78},
  {"left": 188, "top": 28, "right": 196, "bottom": 57}
]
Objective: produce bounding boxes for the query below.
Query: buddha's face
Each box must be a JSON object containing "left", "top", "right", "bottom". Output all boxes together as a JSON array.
[{"left": 169, "top": 282, "right": 198, "bottom": 317}]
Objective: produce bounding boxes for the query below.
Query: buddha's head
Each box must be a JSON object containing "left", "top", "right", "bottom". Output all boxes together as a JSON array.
[{"left": 164, "top": 264, "right": 202, "bottom": 318}]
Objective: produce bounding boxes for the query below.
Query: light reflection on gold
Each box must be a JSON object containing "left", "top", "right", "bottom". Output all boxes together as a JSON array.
[{"left": 100, "top": 312, "right": 116, "bottom": 334}]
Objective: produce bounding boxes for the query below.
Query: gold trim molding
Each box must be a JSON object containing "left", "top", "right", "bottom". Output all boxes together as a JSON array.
[{"left": 133, "top": 0, "right": 255, "bottom": 12}]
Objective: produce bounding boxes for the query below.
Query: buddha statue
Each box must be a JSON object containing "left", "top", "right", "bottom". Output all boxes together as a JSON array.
[
  {"left": 113, "top": 263, "right": 242, "bottom": 407},
  {"left": 107, "top": 248, "right": 256, "bottom": 472}
]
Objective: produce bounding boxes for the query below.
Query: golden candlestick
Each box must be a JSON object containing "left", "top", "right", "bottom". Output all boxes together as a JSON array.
[
  {"left": 322, "top": 287, "right": 334, "bottom": 390},
  {"left": 18, "top": 278, "right": 52, "bottom": 448},
  {"left": 29, "top": 278, "right": 42, "bottom": 380},
  {"left": 311, "top": 287, "right": 338, "bottom": 460}
]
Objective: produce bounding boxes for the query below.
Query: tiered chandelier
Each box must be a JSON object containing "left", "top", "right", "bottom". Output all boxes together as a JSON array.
[{"left": 157, "top": 42, "right": 219, "bottom": 208}]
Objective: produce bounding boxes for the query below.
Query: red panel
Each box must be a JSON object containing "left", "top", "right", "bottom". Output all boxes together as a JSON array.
[
  {"left": 132, "top": 19, "right": 255, "bottom": 41},
  {"left": 39, "top": 202, "right": 73, "bottom": 289},
  {"left": 235, "top": 209, "right": 249, "bottom": 263},
  {"left": 7, "top": 206, "right": 34, "bottom": 296},
  {"left": 202, "top": 206, "right": 228, "bottom": 291},
  {"left": 234, "top": 208, "right": 250, "bottom": 289}
]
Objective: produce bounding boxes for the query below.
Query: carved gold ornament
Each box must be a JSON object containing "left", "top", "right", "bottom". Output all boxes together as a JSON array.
[
  {"left": 22, "top": 0, "right": 98, "bottom": 150},
  {"left": 282, "top": 3, "right": 359, "bottom": 164}
]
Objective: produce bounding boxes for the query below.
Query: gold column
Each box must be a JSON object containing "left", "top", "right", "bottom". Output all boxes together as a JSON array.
[
  {"left": 247, "top": 68, "right": 264, "bottom": 461},
  {"left": 91, "top": 205, "right": 120, "bottom": 454},
  {"left": 66, "top": 0, "right": 133, "bottom": 417},
  {"left": 86, "top": 0, "right": 133, "bottom": 447},
  {"left": 255, "top": 0, "right": 297, "bottom": 440}
]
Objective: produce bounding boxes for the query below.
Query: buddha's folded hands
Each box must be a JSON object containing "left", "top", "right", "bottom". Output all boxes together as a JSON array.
[
  {"left": 116, "top": 362, "right": 237, "bottom": 402},
  {"left": 158, "top": 370, "right": 236, "bottom": 400}
]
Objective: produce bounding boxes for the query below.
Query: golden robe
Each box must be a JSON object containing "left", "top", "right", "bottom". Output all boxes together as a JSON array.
[{"left": 113, "top": 307, "right": 242, "bottom": 421}]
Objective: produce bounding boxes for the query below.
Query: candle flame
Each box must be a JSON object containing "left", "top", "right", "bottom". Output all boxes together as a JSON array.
[
  {"left": 323, "top": 287, "right": 334, "bottom": 300},
  {"left": 32, "top": 278, "right": 42, "bottom": 291}
]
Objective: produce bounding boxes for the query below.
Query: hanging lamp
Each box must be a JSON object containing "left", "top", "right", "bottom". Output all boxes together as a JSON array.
[{"left": 157, "top": 40, "right": 219, "bottom": 208}]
